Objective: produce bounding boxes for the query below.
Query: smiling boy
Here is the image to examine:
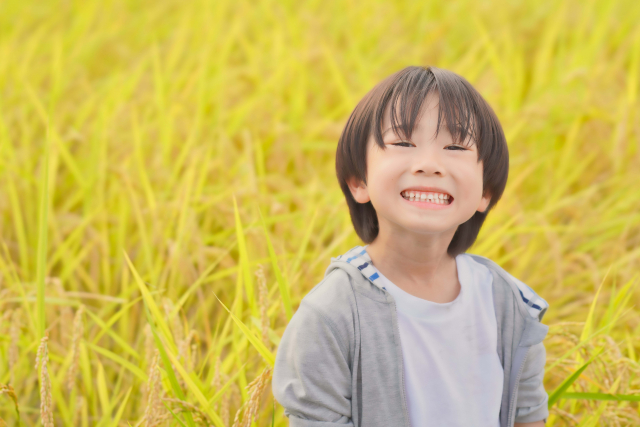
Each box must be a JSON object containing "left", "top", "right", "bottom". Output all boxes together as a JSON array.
[{"left": 272, "top": 66, "right": 550, "bottom": 427}]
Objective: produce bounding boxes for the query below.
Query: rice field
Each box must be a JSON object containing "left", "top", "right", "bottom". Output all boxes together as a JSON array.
[{"left": 1, "top": 0, "right": 640, "bottom": 425}]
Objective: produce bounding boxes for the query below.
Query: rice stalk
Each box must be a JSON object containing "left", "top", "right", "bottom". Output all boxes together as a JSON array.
[
  {"left": 144, "top": 324, "right": 155, "bottom": 366},
  {"left": 50, "top": 277, "right": 73, "bottom": 346}
]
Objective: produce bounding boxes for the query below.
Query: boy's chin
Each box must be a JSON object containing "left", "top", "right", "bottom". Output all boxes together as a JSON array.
[{"left": 391, "top": 221, "right": 460, "bottom": 236}]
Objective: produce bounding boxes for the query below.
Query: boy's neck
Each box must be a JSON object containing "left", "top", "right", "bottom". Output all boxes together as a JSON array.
[{"left": 365, "top": 226, "right": 460, "bottom": 303}]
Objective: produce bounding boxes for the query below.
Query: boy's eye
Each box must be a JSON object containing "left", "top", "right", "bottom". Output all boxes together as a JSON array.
[
  {"left": 391, "top": 141, "right": 414, "bottom": 147},
  {"left": 446, "top": 145, "right": 467, "bottom": 151}
]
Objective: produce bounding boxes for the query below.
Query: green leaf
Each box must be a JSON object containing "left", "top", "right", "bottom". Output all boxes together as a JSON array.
[
  {"left": 96, "top": 360, "right": 111, "bottom": 420},
  {"left": 162, "top": 402, "right": 189, "bottom": 427},
  {"left": 560, "top": 392, "right": 640, "bottom": 402},
  {"left": 84, "top": 342, "right": 147, "bottom": 382},
  {"left": 258, "top": 206, "right": 293, "bottom": 320},
  {"left": 111, "top": 386, "right": 132, "bottom": 427},
  {"left": 123, "top": 251, "right": 177, "bottom": 353},
  {"left": 213, "top": 293, "right": 275, "bottom": 366},
  {"left": 580, "top": 268, "right": 609, "bottom": 342},
  {"left": 548, "top": 349, "right": 603, "bottom": 408},
  {"left": 83, "top": 307, "right": 140, "bottom": 360}
]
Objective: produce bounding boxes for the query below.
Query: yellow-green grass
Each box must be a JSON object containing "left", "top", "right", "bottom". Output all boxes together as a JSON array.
[{"left": 1, "top": 0, "right": 640, "bottom": 425}]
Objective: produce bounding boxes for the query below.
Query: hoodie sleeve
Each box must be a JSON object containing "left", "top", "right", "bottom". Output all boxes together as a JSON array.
[
  {"left": 272, "top": 300, "right": 354, "bottom": 426},
  {"left": 514, "top": 341, "right": 549, "bottom": 423}
]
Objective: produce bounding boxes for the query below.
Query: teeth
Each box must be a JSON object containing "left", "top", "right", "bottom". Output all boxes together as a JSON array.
[{"left": 401, "top": 190, "right": 450, "bottom": 204}]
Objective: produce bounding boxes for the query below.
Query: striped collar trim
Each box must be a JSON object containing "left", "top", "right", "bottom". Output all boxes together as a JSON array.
[
  {"left": 510, "top": 276, "right": 548, "bottom": 319},
  {"left": 335, "top": 245, "right": 548, "bottom": 319},
  {"left": 334, "top": 245, "right": 385, "bottom": 290}
]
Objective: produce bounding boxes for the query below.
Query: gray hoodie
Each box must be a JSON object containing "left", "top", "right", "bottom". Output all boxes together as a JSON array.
[{"left": 273, "top": 245, "right": 550, "bottom": 426}]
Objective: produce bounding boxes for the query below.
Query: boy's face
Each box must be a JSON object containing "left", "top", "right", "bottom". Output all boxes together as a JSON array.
[{"left": 347, "top": 93, "right": 491, "bottom": 239}]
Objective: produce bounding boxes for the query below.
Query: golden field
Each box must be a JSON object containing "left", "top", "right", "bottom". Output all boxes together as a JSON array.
[{"left": 1, "top": 0, "right": 640, "bottom": 425}]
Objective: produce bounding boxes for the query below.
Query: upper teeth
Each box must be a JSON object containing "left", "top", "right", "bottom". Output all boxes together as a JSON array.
[{"left": 401, "top": 191, "right": 450, "bottom": 204}]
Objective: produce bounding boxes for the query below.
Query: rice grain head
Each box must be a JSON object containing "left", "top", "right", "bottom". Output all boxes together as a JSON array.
[
  {"left": 232, "top": 404, "right": 243, "bottom": 427},
  {"left": 8, "top": 309, "right": 20, "bottom": 385},
  {"left": 0, "top": 383, "right": 20, "bottom": 422},
  {"left": 162, "top": 298, "right": 184, "bottom": 344},
  {"left": 233, "top": 366, "right": 273, "bottom": 427},
  {"left": 221, "top": 393, "right": 230, "bottom": 427},
  {"left": 162, "top": 298, "right": 188, "bottom": 391},
  {"left": 223, "top": 382, "right": 240, "bottom": 427},
  {"left": 254, "top": 264, "right": 270, "bottom": 348},
  {"left": 35, "top": 334, "right": 54, "bottom": 427},
  {"left": 0, "top": 308, "right": 12, "bottom": 326},
  {"left": 185, "top": 329, "right": 200, "bottom": 371},
  {"left": 211, "top": 357, "right": 221, "bottom": 390},
  {"left": 219, "top": 372, "right": 232, "bottom": 426},
  {"left": 144, "top": 349, "right": 164, "bottom": 427},
  {"left": 73, "top": 396, "right": 83, "bottom": 426},
  {"left": 162, "top": 398, "right": 212, "bottom": 426},
  {"left": 66, "top": 305, "right": 84, "bottom": 391}
]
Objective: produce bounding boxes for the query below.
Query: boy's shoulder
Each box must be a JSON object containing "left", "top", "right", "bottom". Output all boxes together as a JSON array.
[
  {"left": 465, "top": 253, "right": 549, "bottom": 322},
  {"left": 297, "top": 267, "right": 359, "bottom": 327},
  {"left": 297, "top": 246, "right": 387, "bottom": 322},
  {"left": 302, "top": 267, "right": 356, "bottom": 307}
]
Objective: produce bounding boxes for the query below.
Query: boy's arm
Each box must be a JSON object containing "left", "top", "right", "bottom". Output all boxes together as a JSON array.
[
  {"left": 272, "top": 300, "right": 354, "bottom": 426},
  {"left": 514, "top": 341, "right": 549, "bottom": 424},
  {"left": 515, "top": 422, "right": 545, "bottom": 427}
]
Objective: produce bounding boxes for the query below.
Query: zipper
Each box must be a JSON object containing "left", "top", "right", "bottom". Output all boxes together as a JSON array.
[
  {"left": 507, "top": 347, "right": 530, "bottom": 427},
  {"left": 388, "top": 292, "right": 412, "bottom": 427}
]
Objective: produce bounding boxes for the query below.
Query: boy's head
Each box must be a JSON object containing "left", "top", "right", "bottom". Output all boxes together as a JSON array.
[{"left": 335, "top": 66, "right": 509, "bottom": 257}]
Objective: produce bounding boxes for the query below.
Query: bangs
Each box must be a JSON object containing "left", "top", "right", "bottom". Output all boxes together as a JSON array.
[{"left": 371, "top": 67, "right": 483, "bottom": 150}]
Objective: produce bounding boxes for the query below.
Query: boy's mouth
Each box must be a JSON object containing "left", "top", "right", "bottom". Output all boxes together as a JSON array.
[{"left": 400, "top": 190, "right": 453, "bottom": 205}]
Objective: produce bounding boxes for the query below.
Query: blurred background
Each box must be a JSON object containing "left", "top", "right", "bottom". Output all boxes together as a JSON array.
[{"left": 1, "top": 0, "right": 639, "bottom": 425}]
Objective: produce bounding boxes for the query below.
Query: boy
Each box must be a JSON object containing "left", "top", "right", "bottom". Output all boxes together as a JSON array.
[{"left": 272, "top": 66, "right": 549, "bottom": 427}]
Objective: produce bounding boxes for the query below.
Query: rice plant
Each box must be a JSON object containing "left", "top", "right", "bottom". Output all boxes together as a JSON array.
[{"left": 1, "top": 0, "right": 639, "bottom": 425}]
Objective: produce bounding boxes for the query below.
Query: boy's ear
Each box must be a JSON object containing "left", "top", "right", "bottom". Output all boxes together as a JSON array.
[
  {"left": 477, "top": 192, "right": 492, "bottom": 213},
  {"left": 347, "top": 176, "right": 371, "bottom": 204}
]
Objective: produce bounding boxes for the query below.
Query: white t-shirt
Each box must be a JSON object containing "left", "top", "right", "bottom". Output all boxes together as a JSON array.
[{"left": 372, "top": 253, "right": 503, "bottom": 427}]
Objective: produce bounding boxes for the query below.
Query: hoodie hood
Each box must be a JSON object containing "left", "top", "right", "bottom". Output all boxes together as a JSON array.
[{"left": 326, "top": 245, "right": 549, "bottom": 322}]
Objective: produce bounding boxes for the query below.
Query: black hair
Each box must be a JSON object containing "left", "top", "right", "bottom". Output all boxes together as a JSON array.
[{"left": 335, "top": 65, "right": 509, "bottom": 257}]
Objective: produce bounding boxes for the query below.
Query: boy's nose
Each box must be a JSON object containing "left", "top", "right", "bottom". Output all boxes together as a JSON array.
[{"left": 411, "top": 155, "right": 445, "bottom": 176}]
